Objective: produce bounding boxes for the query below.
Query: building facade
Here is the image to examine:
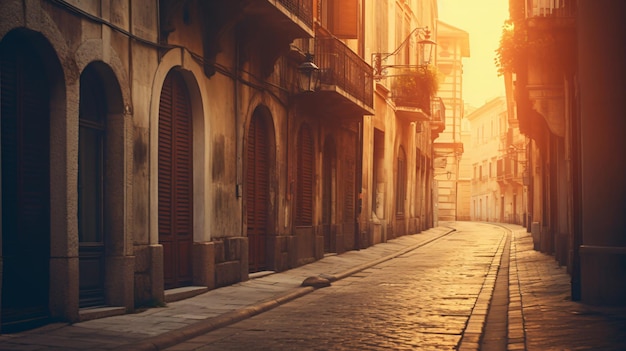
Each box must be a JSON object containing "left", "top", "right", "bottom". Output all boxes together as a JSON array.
[
  {"left": 0, "top": 0, "right": 443, "bottom": 332},
  {"left": 364, "top": 0, "right": 440, "bottom": 242},
  {"left": 463, "top": 97, "right": 526, "bottom": 224},
  {"left": 508, "top": 0, "right": 626, "bottom": 305},
  {"left": 433, "top": 21, "right": 469, "bottom": 222}
]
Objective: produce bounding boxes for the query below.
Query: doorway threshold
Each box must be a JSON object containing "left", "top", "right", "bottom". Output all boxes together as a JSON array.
[
  {"left": 164, "top": 286, "right": 209, "bottom": 303},
  {"left": 79, "top": 306, "right": 126, "bottom": 322},
  {"left": 249, "top": 271, "right": 275, "bottom": 280}
]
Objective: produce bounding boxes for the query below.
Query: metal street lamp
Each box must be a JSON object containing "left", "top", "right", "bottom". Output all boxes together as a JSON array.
[
  {"left": 372, "top": 26, "right": 437, "bottom": 79},
  {"left": 297, "top": 53, "right": 319, "bottom": 93}
]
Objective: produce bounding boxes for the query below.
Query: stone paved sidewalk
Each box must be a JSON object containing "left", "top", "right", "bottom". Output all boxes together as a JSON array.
[
  {"left": 0, "top": 226, "right": 455, "bottom": 351},
  {"left": 1, "top": 224, "right": 625, "bottom": 351},
  {"left": 507, "top": 226, "right": 626, "bottom": 351}
]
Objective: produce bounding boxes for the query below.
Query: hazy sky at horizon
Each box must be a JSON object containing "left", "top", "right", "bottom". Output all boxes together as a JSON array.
[{"left": 438, "top": 0, "right": 509, "bottom": 108}]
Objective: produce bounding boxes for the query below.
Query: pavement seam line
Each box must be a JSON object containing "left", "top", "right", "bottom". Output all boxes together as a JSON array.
[
  {"left": 507, "top": 229, "right": 527, "bottom": 351},
  {"left": 457, "top": 226, "right": 508, "bottom": 351},
  {"left": 479, "top": 228, "right": 511, "bottom": 350},
  {"left": 331, "top": 228, "right": 457, "bottom": 281}
]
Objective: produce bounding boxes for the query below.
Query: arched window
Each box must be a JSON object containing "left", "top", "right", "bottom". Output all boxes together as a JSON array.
[
  {"left": 246, "top": 110, "right": 271, "bottom": 272},
  {"left": 158, "top": 70, "right": 194, "bottom": 289}
]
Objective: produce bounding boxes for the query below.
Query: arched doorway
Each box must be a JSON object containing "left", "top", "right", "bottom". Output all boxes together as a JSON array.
[
  {"left": 1, "top": 34, "right": 51, "bottom": 331},
  {"left": 246, "top": 109, "right": 273, "bottom": 272},
  {"left": 78, "top": 65, "right": 107, "bottom": 307},
  {"left": 77, "top": 61, "right": 126, "bottom": 308},
  {"left": 158, "top": 70, "right": 194, "bottom": 289}
]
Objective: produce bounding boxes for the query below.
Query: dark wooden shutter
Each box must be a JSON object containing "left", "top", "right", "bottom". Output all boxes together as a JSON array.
[
  {"left": 343, "top": 144, "right": 355, "bottom": 222},
  {"left": 246, "top": 114, "right": 269, "bottom": 272},
  {"left": 159, "top": 72, "right": 193, "bottom": 289},
  {"left": 296, "top": 124, "right": 314, "bottom": 226},
  {"left": 158, "top": 75, "right": 174, "bottom": 285},
  {"left": 322, "top": 137, "right": 336, "bottom": 253},
  {"left": 396, "top": 147, "right": 407, "bottom": 219},
  {"left": 1, "top": 40, "right": 51, "bottom": 331}
]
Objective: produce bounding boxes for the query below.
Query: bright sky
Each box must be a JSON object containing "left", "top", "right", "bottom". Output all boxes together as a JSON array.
[{"left": 438, "top": 0, "right": 509, "bottom": 108}]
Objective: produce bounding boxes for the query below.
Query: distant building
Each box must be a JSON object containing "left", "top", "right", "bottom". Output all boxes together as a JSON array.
[
  {"left": 433, "top": 21, "right": 470, "bottom": 222},
  {"left": 463, "top": 97, "right": 526, "bottom": 223}
]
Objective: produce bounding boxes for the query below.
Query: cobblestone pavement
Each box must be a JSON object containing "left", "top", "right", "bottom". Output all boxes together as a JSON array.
[
  {"left": 2, "top": 223, "right": 625, "bottom": 350},
  {"left": 164, "top": 222, "right": 508, "bottom": 351},
  {"left": 0, "top": 226, "right": 456, "bottom": 350}
]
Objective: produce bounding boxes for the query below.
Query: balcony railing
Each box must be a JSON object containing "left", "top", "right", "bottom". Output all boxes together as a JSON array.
[
  {"left": 276, "top": 0, "right": 313, "bottom": 27},
  {"left": 526, "top": 0, "right": 575, "bottom": 18},
  {"left": 315, "top": 37, "right": 374, "bottom": 109},
  {"left": 431, "top": 97, "right": 445, "bottom": 124}
]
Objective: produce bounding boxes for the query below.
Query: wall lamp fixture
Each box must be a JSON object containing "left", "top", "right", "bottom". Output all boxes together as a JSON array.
[
  {"left": 297, "top": 53, "right": 320, "bottom": 93},
  {"left": 372, "top": 26, "right": 436, "bottom": 80}
]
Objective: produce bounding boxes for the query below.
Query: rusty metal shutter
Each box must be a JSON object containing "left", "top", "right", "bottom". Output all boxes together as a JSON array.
[
  {"left": 296, "top": 124, "right": 314, "bottom": 226},
  {"left": 1, "top": 40, "right": 51, "bottom": 331},
  {"left": 246, "top": 114, "right": 269, "bottom": 272},
  {"left": 158, "top": 72, "right": 193, "bottom": 289}
]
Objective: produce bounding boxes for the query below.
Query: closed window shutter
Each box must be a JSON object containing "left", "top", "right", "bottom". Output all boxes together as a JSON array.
[
  {"left": 296, "top": 124, "right": 314, "bottom": 226},
  {"left": 246, "top": 114, "right": 269, "bottom": 271},
  {"left": 158, "top": 72, "right": 193, "bottom": 288},
  {"left": 331, "top": 0, "right": 358, "bottom": 39},
  {"left": 158, "top": 78, "right": 174, "bottom": 240},
  {"left": 343, "top": 133, "right": 356, "bottom": 221},
  {"left": 173, "top": 77, "right": 193, "bottom": 239},
  {"left": 396, "top": 148, "right": 407, "bottom": 218}
]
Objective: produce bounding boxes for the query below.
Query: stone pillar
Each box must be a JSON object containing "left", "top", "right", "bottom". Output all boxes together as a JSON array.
[{"left": 192, "top": 242, "right": 215, "bottom": 289}]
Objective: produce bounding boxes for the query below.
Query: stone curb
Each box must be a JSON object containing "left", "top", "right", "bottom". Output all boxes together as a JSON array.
[
  {"left": 119, "top": 227, "right": 456, "bottom": 350},
  {"left": 118, "top": 287, "right": 315, "bottom": 351},
  {"left": 329, "top": 227, "right": 457, "bottom": 282},
  {"left": 457, "top": 227, "right": 508, "bottom": 351}
]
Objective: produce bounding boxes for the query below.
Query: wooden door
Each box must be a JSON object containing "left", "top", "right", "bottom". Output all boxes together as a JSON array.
[
  {"left": 246, "top": 114, "right": 269, "bottom": 272},
  {"left": 1, "top": 40, "right": 51, "bottom": 331},
  {"left": 78, "top": 67, "right": 106, "bottom": 307},
  {"left": 158, "top": 72, "right": 193, "bottom": 289}
]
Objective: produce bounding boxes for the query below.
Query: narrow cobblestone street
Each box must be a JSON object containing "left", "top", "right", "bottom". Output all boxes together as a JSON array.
[{"left": 165, "top": 222, "right": 507, "bottom": 351}]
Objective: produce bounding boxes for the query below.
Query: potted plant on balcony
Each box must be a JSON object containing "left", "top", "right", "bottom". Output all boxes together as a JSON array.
[{"left": 391, "top": 65, "right": 440, "bottom": 113}]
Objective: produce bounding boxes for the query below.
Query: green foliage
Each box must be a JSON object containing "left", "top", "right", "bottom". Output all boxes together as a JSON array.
[
  {"left": 495, "top": 19, "right": 560, "bottom": 76},
  {"left": 494, "top": 20, "right": 520, "bottom": 76},
  {"left": 391, "top": 65, "right": 440, "bottom": 111}
]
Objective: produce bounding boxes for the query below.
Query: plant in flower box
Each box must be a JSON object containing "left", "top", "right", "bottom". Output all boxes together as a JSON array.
[{"left": 391, "top": 66, "right": 440, "bottom": 114}]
